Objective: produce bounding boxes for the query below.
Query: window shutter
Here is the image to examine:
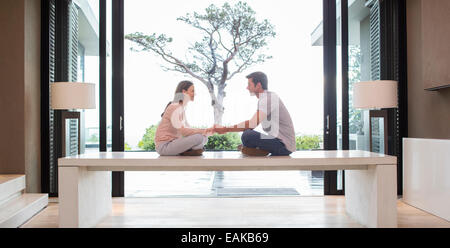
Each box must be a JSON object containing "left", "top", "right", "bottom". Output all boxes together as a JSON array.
[
  {"left": 67, "top": 1, "right": 79, "bottom": 156},
  {"left": 368, "top": 0, "right": 382, "bottom": 155},
  {"left": 371, "top": 120, "right": 382, "bottom": 153},
  {"left": 48, "top": 0, "right": 81, "bottom": 194},
  {"left": 49, "top": 0, "right": 57, "bottom": 193},
  {"left": 369, "top": 0, "right": 381, "bottom": 81},
  {"left": 68, "top": 2, "right": 78, "bottom": 82}
]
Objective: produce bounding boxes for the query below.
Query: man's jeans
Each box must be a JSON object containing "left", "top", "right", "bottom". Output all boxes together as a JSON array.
[{"left": 241, "top": 129, "right": 292, "bottom": 156}]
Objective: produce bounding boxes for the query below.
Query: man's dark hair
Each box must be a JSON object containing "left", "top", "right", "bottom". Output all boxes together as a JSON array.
[{"left": 246, "top": 71, "right": 268, "bottom": 90}]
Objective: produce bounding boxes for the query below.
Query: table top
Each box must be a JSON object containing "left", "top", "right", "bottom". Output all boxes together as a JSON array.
[{"left": 58, "top": 150, "right": 397, "bottom": 171}]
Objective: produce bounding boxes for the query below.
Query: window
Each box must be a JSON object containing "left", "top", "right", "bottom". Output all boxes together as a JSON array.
[{"left": 123, "top": 0, "right": 325, "bottom": 197}]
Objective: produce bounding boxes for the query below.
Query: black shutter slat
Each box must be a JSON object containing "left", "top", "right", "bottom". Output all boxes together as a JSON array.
[
  {"left": 369, "top": 0, "right": 381, "bottom": 81},
  {"left": 48, "top": 0, "right": 57, "bottom": 194},
  {"left": 68, "top": 1, "right": 79, "bottom": 156}
]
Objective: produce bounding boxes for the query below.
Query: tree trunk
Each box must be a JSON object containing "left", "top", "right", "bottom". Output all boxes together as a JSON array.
[
  {"left": 209, "top": 89, "right": 225, "bottom": 125},
  {"left": 213, "top": 102, "right": 224, "bottom": 125}
]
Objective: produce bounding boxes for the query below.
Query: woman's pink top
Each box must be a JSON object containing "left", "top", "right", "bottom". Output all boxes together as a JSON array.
[{"left": 154, "top": 103, "right": 204, "bottom": 148}]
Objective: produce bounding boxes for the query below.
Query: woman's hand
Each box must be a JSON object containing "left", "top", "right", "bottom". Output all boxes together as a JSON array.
[{"left": 202, "top": 127, "right": 215, "bottom": 136}]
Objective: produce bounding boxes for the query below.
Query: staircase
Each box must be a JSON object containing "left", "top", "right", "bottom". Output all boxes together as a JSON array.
[{"left": 0, "top": 175, "right": 48, "bottom": 228}]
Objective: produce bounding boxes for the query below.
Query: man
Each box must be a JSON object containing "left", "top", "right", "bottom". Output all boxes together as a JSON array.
[{"left": 215, "top": 72, "right": 296, "bottom": 156}]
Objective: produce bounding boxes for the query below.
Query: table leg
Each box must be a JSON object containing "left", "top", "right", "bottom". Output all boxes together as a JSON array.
[
  {"left": 59, "top": 167, "right": 112, "bottom": 227},
  {"left": 345, "top": 164, "right": 397, "bottom": 228}
]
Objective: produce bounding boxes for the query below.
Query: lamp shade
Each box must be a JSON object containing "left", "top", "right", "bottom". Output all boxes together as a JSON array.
[
  {"left": 51, "top": 82, "right": 96, "bottom": 109},
  {"left": 353, "top": 80, "right": 398, "bottom": 109}
]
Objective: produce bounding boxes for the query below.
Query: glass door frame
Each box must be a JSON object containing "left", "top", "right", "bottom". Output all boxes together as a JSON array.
[
  {"left": 109, "top": 0, "right": 413, "bottom": 196},
  {"left": 108, "top": 0, "right": 346, "bottom": 197},
  {"left": 111, "top": 0, "right": 125, "bottom": 197},
  {"left": 322, "top": 0, "right": 408, "bottom": 196},
  {"left": 323, "top": 0, "right": 348, "bottom": 195}
]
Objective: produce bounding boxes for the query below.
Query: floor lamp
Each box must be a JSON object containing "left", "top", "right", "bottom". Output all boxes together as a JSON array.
[
  {"left": 51, "top": 82, "right": 96, "bottom": 156},
  {"left": 353, "top": 80, "right": 398, "bottom": 154}
]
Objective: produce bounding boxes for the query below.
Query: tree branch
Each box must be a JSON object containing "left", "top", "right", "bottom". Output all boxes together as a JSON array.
[
  {"left": 217, "top": 31, "right": 233, "bottom": 56},
  {"left": 227, "top": 56, "right": 252, "bottom": 80},
  {"left": 208, "top": 31, "right": 218, "bottom": 76},
  {"left": 151, "top": 43, "right": 213, "bottom": 88}
]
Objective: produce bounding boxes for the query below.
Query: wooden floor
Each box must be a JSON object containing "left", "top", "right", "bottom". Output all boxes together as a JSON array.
[{"left": 21, "top": 196, "right": 450, "bottom": 228}]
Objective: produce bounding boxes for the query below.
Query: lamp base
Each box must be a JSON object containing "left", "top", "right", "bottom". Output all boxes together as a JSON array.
[
  {"left": 369, "top": 110, "right": 388, "bottom": 154},
  {"left": 56, "top": 110, "right": 81, "bottom": 157}
]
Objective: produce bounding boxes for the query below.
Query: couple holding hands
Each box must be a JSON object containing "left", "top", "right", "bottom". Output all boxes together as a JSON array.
[{"left": 155, "top": 72, "right": 296, "bottom": 157}]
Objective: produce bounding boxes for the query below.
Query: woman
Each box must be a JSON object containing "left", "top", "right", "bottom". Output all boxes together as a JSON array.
[{"left": 155, "top": 80, "right": 214, "bottom": 156}]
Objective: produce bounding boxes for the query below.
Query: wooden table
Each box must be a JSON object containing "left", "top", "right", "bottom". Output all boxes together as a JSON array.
[{"left": 58, "top": 150, "right": 397, "bottom": 228}]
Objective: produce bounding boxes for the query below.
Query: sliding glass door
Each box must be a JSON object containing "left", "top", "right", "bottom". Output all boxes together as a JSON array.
[
  {"left": 110, "top": 0, "right": 346, "bottom": 197},
  {"left": 42, "top": 0, "right": 406, "bottom": 197},
  {"left": 327, "top": 0, "right": 407, "bottom": 195}
]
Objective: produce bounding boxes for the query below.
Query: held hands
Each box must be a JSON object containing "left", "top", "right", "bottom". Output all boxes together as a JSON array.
[
  {"left": 202, "top": 127, "right": 216, "bottom": 136},
  {"left": 201, "top": 124, "right": 231, "bottom": 136},
  {"left": 213, "top": 124, "right": 229, "bottom": 134}
]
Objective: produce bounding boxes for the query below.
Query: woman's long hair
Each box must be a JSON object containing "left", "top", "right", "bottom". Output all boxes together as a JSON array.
[{"left": 161, "top": 80, "right": 194, "bottom": 117}]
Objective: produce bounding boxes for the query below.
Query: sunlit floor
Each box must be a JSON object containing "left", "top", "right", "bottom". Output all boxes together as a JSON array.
[
  {"left": 125, "top": 171, "right": 324, "bottom": 197},
  {"left": 22, "top": 196, "right": 450, "bottom": 228}
]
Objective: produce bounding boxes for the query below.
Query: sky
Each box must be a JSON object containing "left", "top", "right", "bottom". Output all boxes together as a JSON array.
[{"left": 84, "top": 0, "right": 325, "bottom": 149}]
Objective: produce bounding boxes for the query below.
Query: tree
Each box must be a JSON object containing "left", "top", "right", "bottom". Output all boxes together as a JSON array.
[{"left": 125, "top": 2, "right": 275, "bottom": 124}]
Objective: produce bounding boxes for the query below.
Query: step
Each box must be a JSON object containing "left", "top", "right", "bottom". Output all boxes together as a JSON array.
[
  {"left": 0, "top": 193, "right": 48, "bottom": 228},
  {"left": 0, "top": 175, "right": 25, "bottom": 205}
]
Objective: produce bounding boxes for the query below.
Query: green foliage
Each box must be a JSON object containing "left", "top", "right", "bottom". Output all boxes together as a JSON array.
[
  {"left": 205, "top": 132, "right": 241, "bottom": 151},
  {"left": 138, "top": 125, "right": 158, "bottom": 151},
  {"left": 125, "top": 143, "right": 132, "bottom": 151},
  {"left": 137, "top": 124, "right": 322, "bottom": 152},
  {"left": 87, "top": 134, "right": 99, "bottom": 143},
  {"left": 296, "top": 135, "right": 322, "bottom": 150},
  {"left": 348, "top": 45, "right": 364, "bottom": 135}
]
